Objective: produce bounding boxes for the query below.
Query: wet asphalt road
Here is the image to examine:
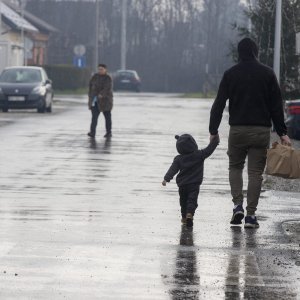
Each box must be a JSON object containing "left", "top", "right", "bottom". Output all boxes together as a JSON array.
[{"left": 0, "top": 93, "right": 299, "bottom": 300}]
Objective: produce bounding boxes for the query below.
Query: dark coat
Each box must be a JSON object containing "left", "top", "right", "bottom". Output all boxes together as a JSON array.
[
  {"left": 88, "top": 73, "right": 113, "bottom": 112},
  {"left": 209, "top": 38, "right": 287, "bottom": 137},
  {"left": 164, "top": 135, "right": 219, "bottom": 187}
]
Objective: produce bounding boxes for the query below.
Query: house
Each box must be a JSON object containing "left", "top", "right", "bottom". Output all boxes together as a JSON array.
[{"left": 0, "top": 0, "right": 57, "bottom": 72}]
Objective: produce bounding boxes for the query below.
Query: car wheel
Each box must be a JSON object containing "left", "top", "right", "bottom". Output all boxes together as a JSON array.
[
  {"left": 37, "top": 108, "right": 45, "bottom": 113},
  {"left": 37, "top": 100, "right": 46, "bottom": 113},
  {"left": 2, "top": 108, "right": 8, "bottom": 112}
]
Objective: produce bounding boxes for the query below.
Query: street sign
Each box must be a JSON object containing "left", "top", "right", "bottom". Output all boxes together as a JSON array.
[
  {"left": 73, "top": 44, "right": 86, "bottom": 57},
  {"left": 73, "top": 55, "right": 86, "bottom": 68}
]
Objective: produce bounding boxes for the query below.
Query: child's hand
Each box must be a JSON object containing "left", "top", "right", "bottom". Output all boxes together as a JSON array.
[
  {"left": 210, "top": 134, "right": 220, "bottom": 143},
  {"left": 162, "top": 180, "right": 167, "bottom": 186}
]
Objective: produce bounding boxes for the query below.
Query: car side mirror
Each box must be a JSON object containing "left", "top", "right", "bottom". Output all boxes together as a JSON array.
[{"left": 45, "top": 79, "right": 52, "bottom": 85}]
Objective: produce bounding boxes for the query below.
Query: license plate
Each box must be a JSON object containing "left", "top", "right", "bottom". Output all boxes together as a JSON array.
[
  {"left": 121, "top": 80, "right": 130, "bottom": 83},
  {"left": 8, "top": 96, "right": 25, "bottom": 101}
]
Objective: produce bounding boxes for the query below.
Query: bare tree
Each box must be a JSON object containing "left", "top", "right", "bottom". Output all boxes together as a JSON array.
[{"left": 25, "top": 0, "right": 246, "bottom": 92}]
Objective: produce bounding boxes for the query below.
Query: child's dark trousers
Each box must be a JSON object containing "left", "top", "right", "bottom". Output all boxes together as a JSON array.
[{"left": 179, "top": 183, "right": 200, "bottom": 217}]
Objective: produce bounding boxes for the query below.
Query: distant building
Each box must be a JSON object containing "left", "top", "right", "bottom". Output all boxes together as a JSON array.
[
  {"left": 0, "top": 0, "right": 57, "bottom": 72},
  {"left": 18, "top": 5, "right": 58, "bottom": 66}
]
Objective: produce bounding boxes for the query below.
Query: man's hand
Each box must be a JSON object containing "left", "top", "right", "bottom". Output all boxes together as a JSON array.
[
  {"left": 162, "top": 180, "right": 167, "bottom": 186},
  {"left": 280, "top": 135, "right": 292, "bottom": 146}
]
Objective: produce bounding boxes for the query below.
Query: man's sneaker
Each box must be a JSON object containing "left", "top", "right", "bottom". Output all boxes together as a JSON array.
[
  {"left": 186, "top": 213, "right": 193, "bottom": 228},
  {"left": 244, "top": 216, "right": 259, "bottom": 228},
  {"left": 230, "top": 205, "right": 244, "bottom": 225},
  {"left": 87, "top": 132, "right": 95, "bottom": 138}
]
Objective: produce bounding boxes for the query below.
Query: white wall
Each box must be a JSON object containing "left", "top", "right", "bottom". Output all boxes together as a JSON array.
[
  {"left": 0, "top": 24, "right": 24, "bottom": 72},
  {"left": 0, "top": 41, "right": 11, "bottom": 72}
]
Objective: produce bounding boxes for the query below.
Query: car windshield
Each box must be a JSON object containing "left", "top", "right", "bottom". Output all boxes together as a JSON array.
[
  {"left": 0, "top": 69, "right": 42, "bottom": 83},
  {"left": 117, "top": 71, "right": 135, "bottom": 79}
]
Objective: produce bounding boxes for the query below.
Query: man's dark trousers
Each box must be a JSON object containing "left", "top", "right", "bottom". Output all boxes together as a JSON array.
[
  {"left": 90, "top": 104, "right": 112, "bottom": 136},
  {"left": 179, "top": 184, "right": 199, "bottom": 217}
]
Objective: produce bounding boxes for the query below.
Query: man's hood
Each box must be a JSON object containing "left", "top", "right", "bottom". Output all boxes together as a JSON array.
[{"left": 238, "top": 38, "right": 258, "bottom": 61}]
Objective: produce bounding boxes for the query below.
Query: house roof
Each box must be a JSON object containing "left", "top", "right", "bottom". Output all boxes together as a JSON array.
[
  {"left": 0, "top": 2, "right": 38, "bottom": 32},
  {"left": 2, "top": 1, "right": 58, "bottom": 34},
  {"left": 21, "top": 10, "right": 58, "bottom": 34}
]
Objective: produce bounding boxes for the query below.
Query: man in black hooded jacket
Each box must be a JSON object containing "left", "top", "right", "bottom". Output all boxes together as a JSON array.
[{"left": 209, "top": 37, "right": 291, "bottom": 229}]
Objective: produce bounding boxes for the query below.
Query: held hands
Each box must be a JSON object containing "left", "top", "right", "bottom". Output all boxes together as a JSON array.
[
  {"left": 210, "top": 133, "right": 220, "bottom": 143},
  {"left": 162, "top": 180, "right": 167, "bottom": 186},
  {"left": 280, "top": 135, "right": 292, "bottom": 146}
]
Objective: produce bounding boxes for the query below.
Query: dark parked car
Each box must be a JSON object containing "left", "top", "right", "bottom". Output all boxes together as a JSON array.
[
  {"left": 0, "top": 66, "right": 53, "bottom": 113},
  {"left": 113, "top": 70, "right": 141, "bottom": 92},
  {"left": 285, "top": 99, "right": 300, "bottom": 140}
]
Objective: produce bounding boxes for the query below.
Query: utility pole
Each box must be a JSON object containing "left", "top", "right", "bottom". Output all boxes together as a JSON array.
[
  {"left": 0, "top": 0, "right": 2, "bottom": 40},
  {"left": 95, "top": 0, "right": 99, "bottom": 71},
  {"left": 247, "top": 0, "right": 252, "bottom": 33},
  {"left": 273, "top": 0, "right": 282, "bottom": 81},
  {"left": 20, "top": 0, "right": 26, "bottom": 66},
  {"left": 120, "top": 0, "right": 127, "bottom": 70}
]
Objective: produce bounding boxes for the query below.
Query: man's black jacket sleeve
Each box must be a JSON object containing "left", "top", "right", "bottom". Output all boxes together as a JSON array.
[
  {"left": 209, "top": 74, "right": 229, "bottom": 135},
  {"left": 269, "top": 74, "right": 287, "bottom": 136}
]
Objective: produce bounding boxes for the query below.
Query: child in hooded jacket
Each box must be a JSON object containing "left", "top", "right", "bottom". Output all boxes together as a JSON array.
[{"left": 162, "top": 134, "right": 219, "bottom": 227}]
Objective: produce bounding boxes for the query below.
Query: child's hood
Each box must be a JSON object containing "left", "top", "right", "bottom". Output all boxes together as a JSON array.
[{"left": 175, "top": 134, "right": 198, "bottom": 154}]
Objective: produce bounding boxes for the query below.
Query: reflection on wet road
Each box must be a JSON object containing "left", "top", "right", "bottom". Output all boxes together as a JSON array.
[
  {"left": 224, "top": 228, "right": 298, "bottom": 300},
  {"left": 0, "top": 94, "right": 299, "bottom": 299},
  {"left": 168, "top": 227, "right": 199, "bottom": 299}
]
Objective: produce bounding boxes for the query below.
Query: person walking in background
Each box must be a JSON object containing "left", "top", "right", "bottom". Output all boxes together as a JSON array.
[
  {"left": 209, "top": 37, "right": 291, "bottom": 229},
  {"left": 162, "top": 134, "right": 219, "bottom": 228},
  {"left": 88, "top": 64, "right": 113, "bottom": 138}
]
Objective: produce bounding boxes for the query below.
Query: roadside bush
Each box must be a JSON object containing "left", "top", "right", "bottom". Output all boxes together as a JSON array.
[{"left": 43, "top": 65, "right": 92, "bottom": 91}]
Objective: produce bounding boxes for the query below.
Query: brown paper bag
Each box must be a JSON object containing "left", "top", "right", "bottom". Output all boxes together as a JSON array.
[{"left": 266, "top": 142, "right": 300, "bottom": 179}]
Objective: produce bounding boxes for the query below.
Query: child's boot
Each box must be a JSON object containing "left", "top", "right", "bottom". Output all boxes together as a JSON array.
[{"left": 186, "top": 213, "right": 193, "bottom": 228}]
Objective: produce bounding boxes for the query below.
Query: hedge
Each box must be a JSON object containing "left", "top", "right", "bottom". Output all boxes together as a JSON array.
[{"left": 43, "top": 65, "right": 92, "bottom": 91}]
